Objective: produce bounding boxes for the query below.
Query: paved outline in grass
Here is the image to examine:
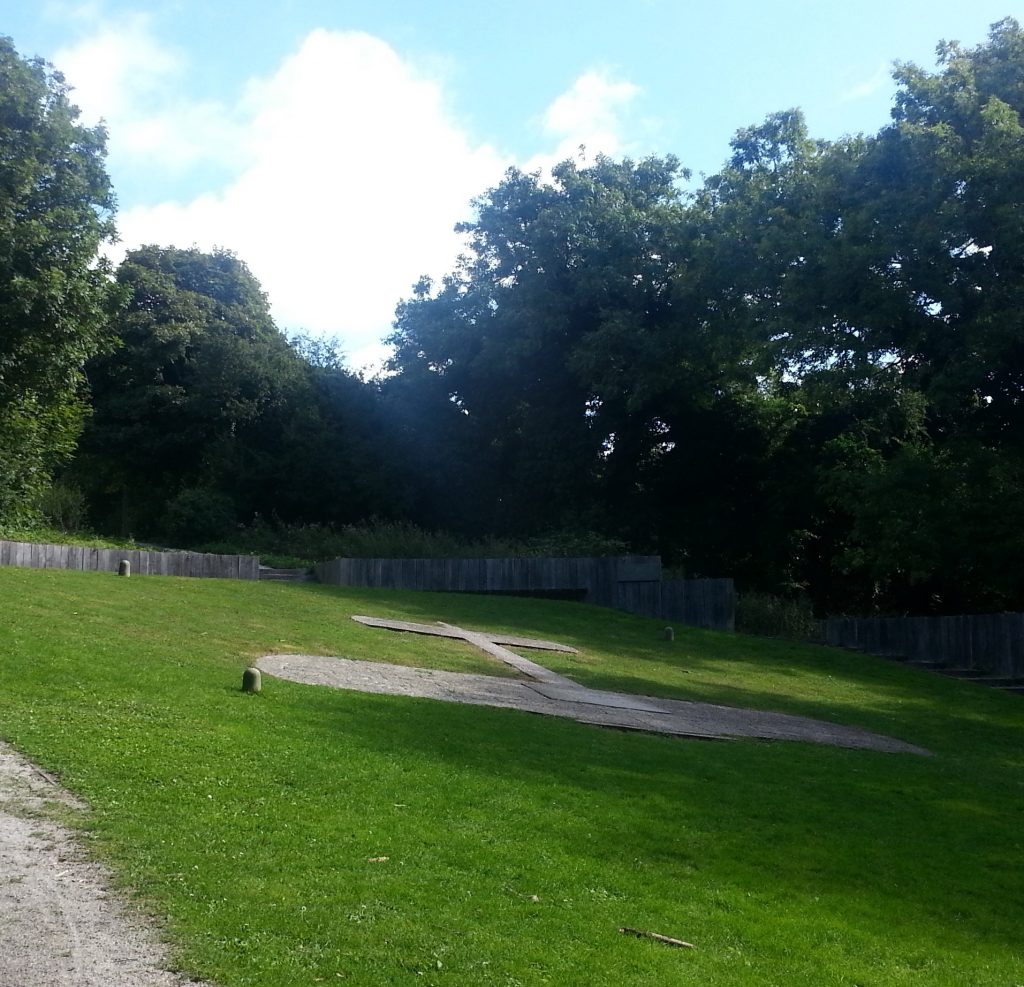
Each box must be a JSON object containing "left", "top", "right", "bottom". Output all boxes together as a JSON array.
[
  {"left": 350, "top": 615, "right": 575, "bottom": 683},
  {"left": 257, "top": 617, "right": 930, "bottom": 755}
]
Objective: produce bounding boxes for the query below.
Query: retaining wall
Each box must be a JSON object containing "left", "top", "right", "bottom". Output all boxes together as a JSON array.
[
  {"left": 822, "top": 613, "right": 1024, "bottom": 678},
  {"left": 0, "top": 539, "right": 260, "bottom": 580},
  {"left": 315, "top": 555, "right": 735, "bottom": 631}
]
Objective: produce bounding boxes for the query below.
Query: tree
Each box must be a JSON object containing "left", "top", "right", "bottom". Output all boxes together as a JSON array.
[
  {"left": 386, "top": 21, "right": 1024, "bottom": 612},
  {"left": 788, "top": 20, "right": 1024, "bottom": 611},
  {"left": 77, "top": 246, "right": 305, "bottom": 537},
  {"left": 672, "top": 23, "right": 1024, "bottom": 611},
  {"left": 386, "top": 153, "right": 810, "bottom": 583},
  {"left": 387, "top": 155, "right": 708, "bottom": 539},
  {"left": 76, "top": 246, "right": 399, "bottom": 541},
  {"left": 0, "top": 37, "right": 118, "bottom": 521}
]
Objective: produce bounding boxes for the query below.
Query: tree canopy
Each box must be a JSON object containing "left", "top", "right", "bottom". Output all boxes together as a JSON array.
[
  {"left": 76, "top": 246, "right": 400, "bottom": 540},
  {"left": 0, "top": 37, "right": 118, "bottom": 519},
  {"left": 5, "top": 21, "right": 1024, "bottom": 616},
  {"left": 385, "top": 19, "right": 1024, "bottom": 613}
]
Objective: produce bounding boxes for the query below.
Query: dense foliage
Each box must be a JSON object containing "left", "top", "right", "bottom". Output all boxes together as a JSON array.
[
  {"left": 5, "top": 22, "right": 1024, "bottom": 615},
  {"left": 385, "top": 20, "right": 1024, "bottom": 614},
  {"left": 0, "top": 37, "right": 118, "bottom": 519},
  {"left": 72, "top": 246, "right": 400, "bottom": 540}
]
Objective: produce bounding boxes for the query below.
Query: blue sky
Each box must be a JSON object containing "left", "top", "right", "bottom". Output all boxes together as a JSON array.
[{"left": 7, "top": 1, "right": 1020, "bottom": 368}]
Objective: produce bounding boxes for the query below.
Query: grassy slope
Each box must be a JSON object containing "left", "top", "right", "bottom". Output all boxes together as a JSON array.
[{"left": 0, "top": 567, "right": 1021, "bottom": 986}]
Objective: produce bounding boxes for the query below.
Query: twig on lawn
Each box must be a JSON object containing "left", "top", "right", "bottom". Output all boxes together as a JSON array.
[
  {"left": 29, "top": 764, "right": 62, "bottom": 788},
  {"left": 618, "top": 926, "right": 695, "bottom": 949}
]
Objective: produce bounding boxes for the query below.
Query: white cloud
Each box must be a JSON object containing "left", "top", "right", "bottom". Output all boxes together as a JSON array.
[
  {"left": 54, "top": 13, "right": 178, "bottom": 120},
  {"left": 536, "top": 70, "right": 642, "bottom": 164},
  {"left": 113, "top": 28, "right": 508, "bottom": 369},
  {"left": 59, "top": 18, "right": 644, "bottom": 372},
  {"left": 54, "top": 14, "right": 241, "bottom": 173},
  {"left": 840, "top": 63, "right": 891, "bottom": 103}
]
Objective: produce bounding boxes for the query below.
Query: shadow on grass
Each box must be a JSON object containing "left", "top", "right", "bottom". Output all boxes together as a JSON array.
[
  {"left": 272, "top": 677, "right": 1024, "bottom": 956},
  {"left": 537, "top": 665, "right": 1020, "bottom": 756}
]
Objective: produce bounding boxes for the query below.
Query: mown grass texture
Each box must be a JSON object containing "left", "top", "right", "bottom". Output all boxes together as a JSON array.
[{"left": 0, "top": 567, "right": 1021, "bottom": 986}]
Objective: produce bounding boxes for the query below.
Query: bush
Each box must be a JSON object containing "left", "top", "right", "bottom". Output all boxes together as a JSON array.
[
  {"left": 195, "top": 518, "right": 635, "bottom": 566},
  {"left": 162, "top": 488, "right": 237, "bottom": 545},
  {"left": 339, "top": 520, "right": 475, "bottom": 558},
  {"left": 34, "top": 482, "right": 87, "bottom": 533},
  {"left": 521, "top": 529, "right": 629, "bottom": 558},
  {"left": 736, "top": 592, "right": 820, "bottom": 641}
]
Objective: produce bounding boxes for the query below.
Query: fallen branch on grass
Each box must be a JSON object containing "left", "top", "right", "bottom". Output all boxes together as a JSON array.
[{"left": 618, "top": 926, "right": 695, "bottom": 949}]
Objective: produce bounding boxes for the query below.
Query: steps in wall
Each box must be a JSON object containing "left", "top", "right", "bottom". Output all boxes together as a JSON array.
[{"left": 258, "top": 566, "right": 317, "bottom": 582}]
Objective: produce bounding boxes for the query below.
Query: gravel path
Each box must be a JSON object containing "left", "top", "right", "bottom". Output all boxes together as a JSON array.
[
  {"left": 0, "top": 741, "right": 214, "bottom": 987},
  {"left": 258, "top": 653, "right": 930, "bottom": 755}
]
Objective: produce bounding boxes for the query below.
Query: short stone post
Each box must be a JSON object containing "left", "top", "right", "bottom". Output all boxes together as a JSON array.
[
  {"left": 242, "top": 667, "right": 262, "bottom": 693},
  {"left": 118, "top": 559, "right": 131, "bottom": 578},
  {"left": 663, "top": 626, "right": 674, "bottom": 642}
]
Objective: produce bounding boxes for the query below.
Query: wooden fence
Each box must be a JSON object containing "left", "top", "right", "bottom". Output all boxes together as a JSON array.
[
  {"left": 315, "top": 555, "right": 735, "bottom": 631},
  {"left": 0, "top": 539, "right": 260, "bottom": 580},
  {"left": 822, "top": 613, "right": 1024, "bottom": 678},
  {"left": 652, "top": 578, "right": 736, "bottom": 632}
]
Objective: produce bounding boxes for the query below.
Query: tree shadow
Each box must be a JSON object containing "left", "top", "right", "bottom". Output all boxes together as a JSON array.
[{"left": 271, "top": 677, "right": 1024, "bottom": 957}]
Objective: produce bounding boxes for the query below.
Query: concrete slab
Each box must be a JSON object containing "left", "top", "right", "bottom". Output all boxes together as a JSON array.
[
  {"left": 353, "top": 615, "right": 577, "bottom": 684},
  {"left": 257, "top": 653, "right": 930, "bottom": 755},
  {"left": 528, "top": 683, "right": 666, "bottom": 713},
  {"left": 352, "top": 615, "right": 578, "bottom": 653}
]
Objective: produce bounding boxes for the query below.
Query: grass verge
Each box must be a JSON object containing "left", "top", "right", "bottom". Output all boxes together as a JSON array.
[{"left": 0, "top": 567, "right": 1021, "bottom": 986}]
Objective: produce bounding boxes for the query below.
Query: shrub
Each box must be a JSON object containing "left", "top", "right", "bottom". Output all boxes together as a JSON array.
[
  {"left": 521, "top": 529, "right": 629, "bottom": 558},
  {"left": 195, "top": 518, "right": 635, "bottom": 566},
  {"left": 736, "top": 592, "right": 820, "bottom": 641},
  {"left": 34, "top": 482, "right": 87, "bottom": 533},
  {"left": 162, "top": 488, "right": 237, "bottom": 545}
]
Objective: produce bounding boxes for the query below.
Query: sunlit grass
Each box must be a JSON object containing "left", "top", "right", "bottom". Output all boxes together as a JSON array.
[{"left": 0, "top": 567, "right": 1021, "bottom": 985}]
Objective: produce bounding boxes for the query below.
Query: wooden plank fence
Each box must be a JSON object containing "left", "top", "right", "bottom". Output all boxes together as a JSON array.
[
  {"left": 822, "top": 613, "right": 1024, "bottom": 678},
  {"left": 315, "top": 555, "right": 735, "bottom": 632},
  {"left": 614, "top": 577, "right": 737, "bottom": 631},
  {"left": 0, "top": 539, "right": 260, "bottom": 580},
  {"left": 662, "top": 578, "right": 736, "bottom": 632}
]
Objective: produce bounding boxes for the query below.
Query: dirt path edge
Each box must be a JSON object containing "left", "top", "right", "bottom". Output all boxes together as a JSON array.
[{"left": 0, "top": 740, "right": 216, "bottom": 987}]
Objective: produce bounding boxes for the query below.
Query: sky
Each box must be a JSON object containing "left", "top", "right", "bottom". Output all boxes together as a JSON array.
[{"left": 7, "top": 1, "right": 1021, "bottom": 370}]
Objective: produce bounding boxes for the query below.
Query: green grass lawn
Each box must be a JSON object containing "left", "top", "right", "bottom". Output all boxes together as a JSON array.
[{"left": 0, "top": 567, "right": 1021, "bottom": 986}]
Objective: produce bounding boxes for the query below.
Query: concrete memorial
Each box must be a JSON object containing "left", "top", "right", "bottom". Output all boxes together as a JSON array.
[
  {"left": 350, "top": 614, "right": 576, "bottom": 683},
  {"left": 256, "top": 615, "right": 930, "bottom": 754}
]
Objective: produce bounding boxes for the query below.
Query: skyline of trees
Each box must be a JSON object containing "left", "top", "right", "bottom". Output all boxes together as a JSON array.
[{"left": 3, "top": 21, "right": 1023, "bottom": 616}]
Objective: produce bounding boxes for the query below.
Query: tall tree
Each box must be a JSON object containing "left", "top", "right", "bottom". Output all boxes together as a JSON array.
[
  {"left": 0, "top": 37, "right": 118, "bottom": 520},
  {"left": 387, "top": 153, "right": 803, "bottom": 582},
  {"left": 800, "top": 20, "right": 1024, "bottom": 610},
  {"left": 77, "top": 246, "right": 305, "bottom": 537},
  {"left": 77, "top": 247, "right": 399, "bottom": 541},
  {"left": 387, "top": 155, "right": 707, "bottom": 539},
  {"left": 386, "top": 20, "right": 1024, "bottom": 612}
]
